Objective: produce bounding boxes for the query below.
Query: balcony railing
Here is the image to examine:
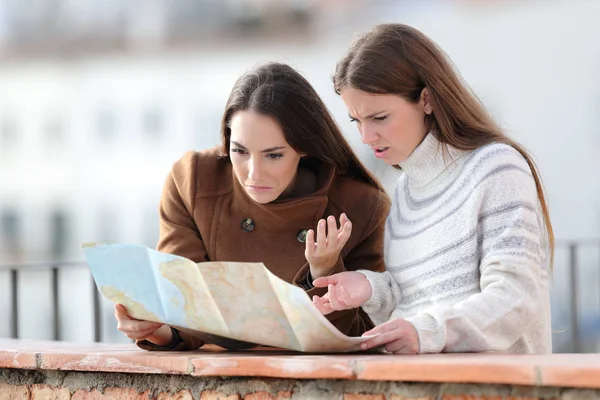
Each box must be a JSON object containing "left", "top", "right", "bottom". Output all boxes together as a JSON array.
[
  {"left": 0, "top": 261, "right": 100, "bottom": 342},
  {"left": 1, "top": 240, "right": 599, "bottom": 352}
]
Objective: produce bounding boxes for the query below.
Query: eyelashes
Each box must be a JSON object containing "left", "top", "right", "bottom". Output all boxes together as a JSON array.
[
  {"left": 231, "top": 148, "right": 283, "bottom": 160},
  {"left": 349, "top": 115, "right": 388, "bottom": 123}
]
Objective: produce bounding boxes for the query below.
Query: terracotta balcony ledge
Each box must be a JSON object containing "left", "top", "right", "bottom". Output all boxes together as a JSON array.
[{"left": 1, "top": 339, "right": 600, "bottom": 390}]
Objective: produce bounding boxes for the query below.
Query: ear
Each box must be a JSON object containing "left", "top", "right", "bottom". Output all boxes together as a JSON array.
[{"left": 419, "top": 88, "right": 433, "bottom": 115}]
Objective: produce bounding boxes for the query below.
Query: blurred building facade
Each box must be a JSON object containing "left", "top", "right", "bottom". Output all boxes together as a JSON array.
[{"left": 0, "top": 0, "right": 599, "bottom": 351}]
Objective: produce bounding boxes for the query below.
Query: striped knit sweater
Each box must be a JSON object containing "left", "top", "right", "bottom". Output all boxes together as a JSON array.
[{"left": 360, "top": 133, "right": 552, "bottom": 354}]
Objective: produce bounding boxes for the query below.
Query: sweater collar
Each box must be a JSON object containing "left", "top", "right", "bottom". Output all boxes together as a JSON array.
[{"left": 398, "top": 132, "right": 467, "bottom": 188}]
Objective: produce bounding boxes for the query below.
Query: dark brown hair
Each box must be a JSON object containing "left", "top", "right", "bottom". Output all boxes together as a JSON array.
[
  {"left": 221, "top": 62, "right": 383, "bottom": 191},
  {"left": 333, "top": 23, "right": 554, "bottom": 267}
]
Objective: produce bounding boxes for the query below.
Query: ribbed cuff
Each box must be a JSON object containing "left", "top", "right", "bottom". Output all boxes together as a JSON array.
[
  {"left": 356, "top": 269, "right": 387, "bottom": 314},
  {"left": 405, "top": 313, "right": 445, "bottom": 354}
]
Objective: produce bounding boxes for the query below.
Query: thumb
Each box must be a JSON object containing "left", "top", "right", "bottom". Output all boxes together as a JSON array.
[{"left": 115, "top": 304, "right": 133, "bottom": 320}]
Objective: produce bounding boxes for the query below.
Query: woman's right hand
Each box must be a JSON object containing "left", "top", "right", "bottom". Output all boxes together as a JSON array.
[
  {"left": 114, "top": 304, "right": 173, "bottom": 346},
  {"left": 311, "top": 271, "right": 373, "bottom": 315}
]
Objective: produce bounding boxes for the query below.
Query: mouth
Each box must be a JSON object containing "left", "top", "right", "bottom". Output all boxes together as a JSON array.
[
  {"left": 372, "top": 147, "right": 390, "bottom": 158},
  {"left": 246, "top": 185, "right": 272, "bottom": 193}
]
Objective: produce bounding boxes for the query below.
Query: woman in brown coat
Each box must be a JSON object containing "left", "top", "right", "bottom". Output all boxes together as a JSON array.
[{"left": 114, "top": 62, "right": 390, "bottom": 351}]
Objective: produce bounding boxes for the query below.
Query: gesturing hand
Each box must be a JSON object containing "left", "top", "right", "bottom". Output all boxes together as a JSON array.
[
  {"left": 311, "top": 271, "right": 372, "bottom": 315},
  {"left": 305, "top": 213, "right": 352, "bottom": 279}
]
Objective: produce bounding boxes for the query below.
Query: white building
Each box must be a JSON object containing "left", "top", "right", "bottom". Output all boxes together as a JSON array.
[{"left": 0, "top": 0, "right": 598, "bottom": 351}]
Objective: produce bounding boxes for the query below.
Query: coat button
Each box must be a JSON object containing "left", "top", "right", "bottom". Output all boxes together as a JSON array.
[
  {"left": 297, "top": 229, "right": 308, "bottom": 243},
  {"left": 241, "top": 218, "right": 255, "bottom": 232}
]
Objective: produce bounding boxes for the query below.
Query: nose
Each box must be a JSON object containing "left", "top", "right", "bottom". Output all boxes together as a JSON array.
[
  {"left": 248, "top": 157, "right": 262, "bottom": 182},
  {"left": 359, "top": 124, "right": 378, "bottom": 145}
]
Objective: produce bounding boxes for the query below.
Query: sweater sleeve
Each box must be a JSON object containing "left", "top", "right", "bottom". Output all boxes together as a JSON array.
[
  {"left": 357, "top": 269, "right": 402, "bottom": 326},
  {"left": 356, "top": 185, "right": 402, "bottom": 325},
  {"left": 405, "top": 154, "right": 550, "bottom": 353}
]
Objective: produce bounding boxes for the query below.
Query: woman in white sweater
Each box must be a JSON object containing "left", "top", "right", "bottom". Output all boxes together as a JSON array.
[{"left": 311, "top": 23, "right": 554, "bottom": 354}]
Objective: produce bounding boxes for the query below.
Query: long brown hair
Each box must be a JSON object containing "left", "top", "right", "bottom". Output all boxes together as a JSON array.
[
  {"left": 333, "top": 23, "right": 554, "bottom": 267},
  {"left": 221, "top": 62, "right": 384, "bottom": 191}
]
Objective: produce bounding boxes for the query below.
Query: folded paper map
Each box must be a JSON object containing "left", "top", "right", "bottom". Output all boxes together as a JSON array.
[{"left": 83, "top": 243, "right": 376, "bottom": 352}]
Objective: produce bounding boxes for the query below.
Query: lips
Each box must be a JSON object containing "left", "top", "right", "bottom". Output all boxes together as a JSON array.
[
  {"left": 371, "top": 146, "right": 390, "bottom": 158},
  {"left": 246, "top": 185, "right": 272, "bottom": 193}
]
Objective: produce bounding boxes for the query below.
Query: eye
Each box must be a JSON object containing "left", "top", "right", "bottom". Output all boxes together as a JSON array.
[
  {"left": 349, "top": 117, "right": 357, "bottom": 123},
  {"left": 231, "top": 148, "right": 247, "bottom": 155},
  {"left": 374, "top": 115, "right": 388, "bottom": 121},
  {"left": 266, "top": 153, "right": 283, "bottom": 160}
]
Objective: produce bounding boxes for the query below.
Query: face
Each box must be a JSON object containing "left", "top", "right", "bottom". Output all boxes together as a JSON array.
[
  {"left": 340, "top": 87, "right": 432, "bottom": 165},
  {"left": 229, "top": 110, "right": 303, "bottom": 204}
]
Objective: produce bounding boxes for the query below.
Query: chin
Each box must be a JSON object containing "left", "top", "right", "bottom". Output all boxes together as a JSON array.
[
  {"left": 383, "top": 158, "right": 402, "bottom": 166},
  {"left": 246, "top": 191, "right": 279, "bottom": 204},
  {"left": 386, "top": 154, "right": 405, "bottom": 165}
]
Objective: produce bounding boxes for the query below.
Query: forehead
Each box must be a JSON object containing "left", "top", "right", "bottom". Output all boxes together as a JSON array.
[
  {"left": 340, "top": 87, "right": 408, "bottom": 117},
  {"left": 229, "top": 110, "right": 288, "bottom": 146}
]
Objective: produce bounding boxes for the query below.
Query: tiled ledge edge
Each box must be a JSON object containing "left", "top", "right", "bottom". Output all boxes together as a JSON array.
[{"left": 2, "top": 339, "right": 600, "bottom": 389}]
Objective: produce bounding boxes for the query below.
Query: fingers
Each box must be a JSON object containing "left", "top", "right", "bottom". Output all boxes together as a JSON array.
[
  {"left": 114, "top": 304, "right": 162, "bottom": 340},
  {"left": 312, "top": 275, "right": 339, "bottom": 288},
  {"left": 337, "top": 286, "right": 352, "bottom": 306},
  {"left": 360, "top": 330, "right": 398, "bottom": 350},
  {"left": 306, "top": 215, "right": 352, "bottom": 279},
  {"left": 305, "top": 229, "right": 316, "bottom": 257},
  {"left": 339, "top": 213, "right": 348, "bottom": 227},
  {"left": 316, "top": 219, "right": 326, "bottom": 250},
  {"left": 362, "top": 318, "right": 398, "bottom": 336},
  {"left": 337, "top": 219, "right": 352, "bottom": 247},
  {"left": 311, "top": 215, "right": 353, "bottom": 252},
  {"left": 360, "top": 319, "right": 419, "bottom": 354},
  {"left": 327, "top": 216, "right": 338, "bottom": 246},
  {"left": 122, "top": 326, "right": 162, "bottom": 340},
  {"left": 327, "top": 283, "right": 344, "bottom": 310},
  {"left": 117, "top": 318, "right": 162, "bottom": 333},
  {"left": 312, "top": 294, "right": 333, "bottom": 315},
  {"left": 385, "top": 340, "right": 415, "bottom": 354},
  {"left": 114, "top": 304, "right": 132, "bottom": 320}
]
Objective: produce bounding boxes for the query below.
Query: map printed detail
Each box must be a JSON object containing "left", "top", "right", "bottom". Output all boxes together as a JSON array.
[{"left": 83, "top": 243, "right": 377, "bottom": 352}]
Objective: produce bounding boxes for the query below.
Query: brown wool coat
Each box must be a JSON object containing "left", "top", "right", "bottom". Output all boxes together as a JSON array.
[{"left": 138, "top": 147, "right": 390, "bottom": 351}]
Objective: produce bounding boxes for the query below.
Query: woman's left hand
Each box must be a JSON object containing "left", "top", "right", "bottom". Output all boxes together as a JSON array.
[
  {"left": 305, "top": 213, "right": 352, "bottom": 279},
  {"left": 360, "top": 318, "right": 420, "bottom": 354}
]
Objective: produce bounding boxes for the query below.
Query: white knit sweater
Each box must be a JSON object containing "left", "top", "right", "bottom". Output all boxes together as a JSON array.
[{"left": 360, "top": 133, "right": 552, "bottom": 354}]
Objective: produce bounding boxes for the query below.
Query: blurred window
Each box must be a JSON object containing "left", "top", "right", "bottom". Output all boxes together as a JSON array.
[
  {"left": 142, "top": 105, "right": 164, "bottom": 139},
  {"left": 0, "top": 114, "right": 18, "bottom": 148},
  {"left": 44, "top": 115, "right": 65, "bottom": 145},
  {"left": 142, "top": 206, "right": 159, "bottom": 249},
  {"left": 96, "top": 107, "right": 118, "bottom": 141},
  {"left": 97, "top": 206, "right": 119, "bottom": 243},
  {"left": 1, "top": 209, "right": 20, "bottom": 256},
  {"left": 50, "top": 209, "right": 68, "bottom": 259}
]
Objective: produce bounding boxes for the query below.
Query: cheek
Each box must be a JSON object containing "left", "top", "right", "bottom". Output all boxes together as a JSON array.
[
  {"left": 230, "top": 158, "right": 247, "bottom": 180},
  {"left": 380, "top": 122, "right": 402, "bottom": 144},
  {"left": 387, "top": 113, "right": 422, "bottom": 142}
]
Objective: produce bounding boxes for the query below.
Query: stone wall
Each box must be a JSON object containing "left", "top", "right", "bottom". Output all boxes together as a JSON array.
[
  {"left": 2, "top": 339, "right": 600, "bottom": 400},
  {"left": 2, "top": 369, "right": 600, "bottom": 400}
]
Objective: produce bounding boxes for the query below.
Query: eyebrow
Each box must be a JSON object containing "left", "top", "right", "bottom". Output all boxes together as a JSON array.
[
  {"left": 349, "top": 111, "right": 387, "bottom": 120},
  {"left": 231, "top": 141, "right": 287, "bottom": 153}
]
